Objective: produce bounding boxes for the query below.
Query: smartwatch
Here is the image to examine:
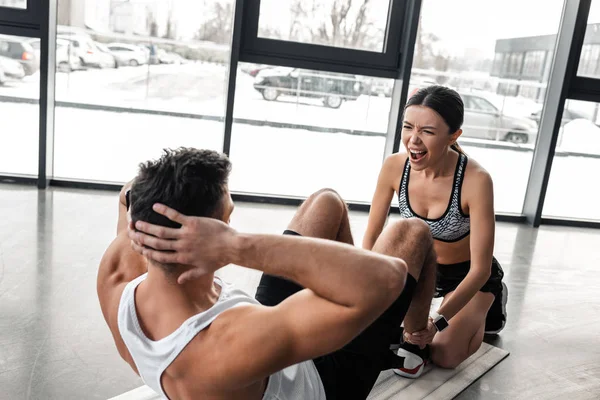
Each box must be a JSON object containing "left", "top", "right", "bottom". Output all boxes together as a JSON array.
[{"left": 431, "top": 312, "right": 449, "bottom": 332}]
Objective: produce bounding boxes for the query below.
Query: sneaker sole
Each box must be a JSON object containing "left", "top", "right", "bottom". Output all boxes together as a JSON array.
[
  {"left": 393, "top": 363, "right": 425, "bottom": 379},
  {"left": 485, "top": 282, "right": 508, "bottom": 335}
]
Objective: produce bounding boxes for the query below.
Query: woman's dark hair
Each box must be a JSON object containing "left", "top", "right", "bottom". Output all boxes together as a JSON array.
[
  {"left": 405, "top": 85, "right": 465, "bottom": 154},
  {"left": 130, "top": 147, "right": 232, "bottom": 230}
]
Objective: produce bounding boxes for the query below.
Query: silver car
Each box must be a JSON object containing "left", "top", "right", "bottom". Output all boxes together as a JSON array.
[
  {"left": 460, "top": 93, "right": 538, "bottom": 144},
  {"left": 0, "top": 55, "right": 25, "bottom": 84}
]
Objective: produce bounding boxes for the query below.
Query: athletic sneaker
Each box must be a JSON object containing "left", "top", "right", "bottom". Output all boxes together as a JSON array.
[
  {"left": 485, "top": 281, "right": 508, "bottom": 335},
  {"left": 393, "top": 342, "right": 430, "bottom": 379}
]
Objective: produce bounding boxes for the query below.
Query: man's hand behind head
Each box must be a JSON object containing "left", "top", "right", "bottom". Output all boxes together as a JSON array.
[{"left": 128, "top": 203, "right": 237, "bottom": 284}]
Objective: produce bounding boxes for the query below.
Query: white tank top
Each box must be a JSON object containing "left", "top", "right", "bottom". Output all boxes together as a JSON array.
[{"left": 118, "top": 273, "right": 326, "bottom": 400}]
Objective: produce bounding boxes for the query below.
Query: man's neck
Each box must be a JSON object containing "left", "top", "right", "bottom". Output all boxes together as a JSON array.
[{"left": 144, "top": 264, "right": 221, "bottom": 312}]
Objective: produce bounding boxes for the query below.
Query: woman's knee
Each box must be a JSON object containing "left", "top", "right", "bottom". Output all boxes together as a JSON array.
[
  {"left": 434, "top": 353, "right": 464, "bottom": 369},
  {"left": 432, "top": 343, "right": 469, "bottom": 369}
]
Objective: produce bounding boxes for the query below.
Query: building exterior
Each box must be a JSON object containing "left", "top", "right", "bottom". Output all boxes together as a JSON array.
[
  {"left": 492, "top": 23, "right": 600, "bottom": 101},
  {"left": 57, "top": 0, "right": 111, "bottom": 31}
]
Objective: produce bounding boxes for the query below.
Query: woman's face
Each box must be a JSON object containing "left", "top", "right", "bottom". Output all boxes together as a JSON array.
[{"left": 401, "top": 105, "right": 461, "bottom": 171}]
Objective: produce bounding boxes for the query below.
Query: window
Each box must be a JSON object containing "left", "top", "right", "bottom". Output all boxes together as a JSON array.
[
  {"left": 0, "top": 0, "right": 26, "bottom": 9},
  {"left": 0, "top": 33, "right": 39, "bottom": 176},
  {"left": 518, "top": 85, "right": 540, "bottom": 100},
  {"left": 578, "top": 2, "right": 600, "bottom": 78},
  {"left": 491, "top": 53, "right": 504, "bottom": 76},
  {"left": 522, "top": 50, "right": 545, "bottom": 77},
  {"left": 52, "top": 0, "right": 234, "bottom": 183},
  {"left": 408, "top": 0, "right": 564, "bottom": 214},
  {"left": 507, "top": 52, "right": 524, "bottom": 75},
  {"left": 544, "top": 99, "right": 600, "bottom": 220},
  {"left": 241, "top": 0, "right": 405, "bottom": 77},
  {"left": 257, "top": 0, "right": 391, "bottom": 52},
  {"left": 0, "top": 0, "right": 43, "bottom": 28},
  {"left": 578, "top": 44, "right": 600, "bottom": 77},
  {"left": 469, "top": 97, "right": 498, "bottom": 113},
  {"left": 229, "top": 62, "right": 394, "bottom": 202}
]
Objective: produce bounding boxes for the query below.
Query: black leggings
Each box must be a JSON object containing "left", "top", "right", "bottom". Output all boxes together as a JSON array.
[{"left": 255, "top": 230, "right": 418, "bottom": 400}]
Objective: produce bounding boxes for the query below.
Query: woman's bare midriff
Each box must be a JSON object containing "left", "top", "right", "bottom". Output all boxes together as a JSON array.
[{"left": 433, "top": 235, "right": 471, "bottom": 265}]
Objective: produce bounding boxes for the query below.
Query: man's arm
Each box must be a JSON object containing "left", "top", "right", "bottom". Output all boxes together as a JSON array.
[
  {"left": 116, "top": 180, "right": 134, "bottom": 235},
  {"left": 97, "top": 181, "right": 146, "bottom": 373},
  {"left": 130, "top": 205, "right": 408, "bottom": 392}
]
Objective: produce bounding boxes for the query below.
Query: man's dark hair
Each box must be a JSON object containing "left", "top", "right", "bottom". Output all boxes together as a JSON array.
[{"left": 130, "top": 148, "right": 232, "bottom": 229}]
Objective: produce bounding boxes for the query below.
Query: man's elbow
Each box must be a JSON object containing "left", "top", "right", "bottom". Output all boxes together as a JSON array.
[{"left": 119, "top": 180, "right": 134, "bottom": 205}]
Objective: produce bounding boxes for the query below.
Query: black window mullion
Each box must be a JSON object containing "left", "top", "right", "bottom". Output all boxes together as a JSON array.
[
  {"left": 0, "top": 0, "right": 43, "bottom": 30},
  {"left": 240, "top": 0, "right": 405, "bottom": 73}
]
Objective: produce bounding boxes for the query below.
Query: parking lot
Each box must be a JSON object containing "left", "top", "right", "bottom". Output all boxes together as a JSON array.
[{"left": 2, "top": 49, "right": 600, "bottom": 218}]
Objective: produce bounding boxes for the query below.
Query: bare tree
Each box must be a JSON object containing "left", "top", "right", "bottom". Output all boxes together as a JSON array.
[
  {"left": 164, "top": 7, "right": 176, "bottom": 39},
  {"left": 413, "top": 20, "right": 450, "bottom": 73},
  {"left": 195, "top": 2, "right": 234, "bottom": 44},
  {"left": 287, "top": 0, "right": 382, "bottom": 50},
  {"left": 146, "top": 8, "right": 159, "bottom": 37}
]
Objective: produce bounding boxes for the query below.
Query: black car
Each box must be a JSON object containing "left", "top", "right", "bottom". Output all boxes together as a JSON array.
[
  {"left": 0, "top": 34, "right": 39, "bottom": 76},
  {"left": 253, "top": 67, "right": 363, "bottom": 109}
]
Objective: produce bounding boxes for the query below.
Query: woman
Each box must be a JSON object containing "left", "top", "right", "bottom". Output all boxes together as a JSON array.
[{"left": 363, "top": 85, "right": 507, "bottom": 375}]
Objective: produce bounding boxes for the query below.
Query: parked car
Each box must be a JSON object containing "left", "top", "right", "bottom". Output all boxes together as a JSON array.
[
  {"left": 530, "top": 108, "right": 587, "bottom": 128},
  {"left": 157, "top": 49, "right": 186, "bottom": 64},
  {"left": 94, "top": 43, "right": 119, "bottom": 69},
  {"left": 365, "top": 77, "right": 393, "bottom": 97},
  {"left": 242, "top": 63, "right": 272, "bottom": 77},
  {"left": 58, "top": 34, "right": 102, "bottom": 68},
  {"left": 0, "top": 34, "right": 39, "bottom": 75},
  {"left": 106, "top": 43, "right": 148, "bottom": 66},
  {"left": 253, "top": 67, "right": 363, "bottom": 109},
  {"left": 26, "top": 38, "right": 82, "bottom": 72},
  {"left": 0, "top": 55, "right": 25, "bottom": 84},
  {"left": 460, "top": 92, "right": 539, "bottom": 144}
]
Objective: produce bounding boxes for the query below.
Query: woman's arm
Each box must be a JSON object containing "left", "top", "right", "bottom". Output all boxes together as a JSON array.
[
  {"left": 362, "top": 155, "right": 403, "bottom": 250},
  {"left": 436, "top": 169, "right": 495, "bottom": 321}
]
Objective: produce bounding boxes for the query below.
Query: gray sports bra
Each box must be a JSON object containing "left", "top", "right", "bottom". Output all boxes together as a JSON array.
[{"left": 397, "top": 153, "right": 470, "bottom": 243}]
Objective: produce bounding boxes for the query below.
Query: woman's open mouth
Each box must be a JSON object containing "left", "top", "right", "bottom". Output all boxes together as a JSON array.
[{"left": 410, "top": 150, "right": 427, "bottom": 162}]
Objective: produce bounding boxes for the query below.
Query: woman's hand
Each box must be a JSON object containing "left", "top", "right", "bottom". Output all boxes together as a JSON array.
[{"left": 404, "top": 319, "right": 437, "bottom": 348}]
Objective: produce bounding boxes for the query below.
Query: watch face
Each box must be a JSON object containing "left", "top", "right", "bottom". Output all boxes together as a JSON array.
[{"left": 435, "top": 316, "right": 449, "bottom": 332}]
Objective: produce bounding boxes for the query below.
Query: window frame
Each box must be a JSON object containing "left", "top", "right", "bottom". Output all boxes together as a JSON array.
[
  {"left": 0, "top": 0, "right": 44, "bottom": 34},
  {"left": 570, "top": 1, "right": 600, "bottom": 97},
  {"left": 239, "top": 0, "right": 408, "bottom": 78}
]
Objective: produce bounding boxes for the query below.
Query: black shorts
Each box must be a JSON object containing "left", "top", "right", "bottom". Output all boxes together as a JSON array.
[
  {"left": 435, "top": 256, "right": 504, "bottom": 299},
  {"left": 255, "top": 230, "right": 418, "bottom": 400}
]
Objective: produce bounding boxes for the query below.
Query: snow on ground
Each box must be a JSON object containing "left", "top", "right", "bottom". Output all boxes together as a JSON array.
[{"left": 1, "top": 64, "right": 599, "bottom": 220}]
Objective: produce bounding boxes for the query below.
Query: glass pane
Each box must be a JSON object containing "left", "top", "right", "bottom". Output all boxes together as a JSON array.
[
  {"left": 578, "top": 1, "right": 600, "bottom": 78},
  {"left": 231, "top": 62, "right": 394, "bottom": 201},
  {"left": 53, "top": 0, "right": 234, "bottom": 182},
  {"left": 408, "top": 0, "right": 565, "bottom": 214},
  {"left": 258, "top": 0, "right": 391, "bottom": 52},
  {"left": 0, "top": 33, "right": 39, "bottom": 176},
  {"left": 544, "top": 99, "right": 600, "bottom": 220},
  {"left": 0, "top": 0, "right": 26, "bottom": 9}
]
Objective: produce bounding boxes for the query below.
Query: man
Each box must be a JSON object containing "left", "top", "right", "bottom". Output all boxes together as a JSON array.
[{"left": 97, "top": 147, "right": 437, "bottom": 400}]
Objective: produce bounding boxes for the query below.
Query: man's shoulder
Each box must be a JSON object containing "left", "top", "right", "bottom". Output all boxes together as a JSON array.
[
  {"left": 99, "top": 232, "right": 146, "bottom": 287},
  {"left": 164, "top": 303, "right": 264, "bottom": 387}
]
